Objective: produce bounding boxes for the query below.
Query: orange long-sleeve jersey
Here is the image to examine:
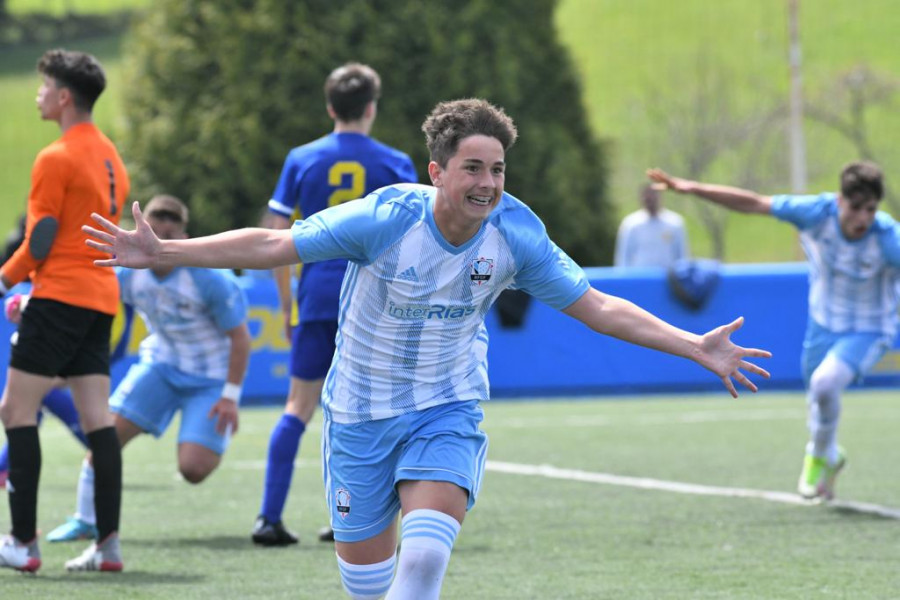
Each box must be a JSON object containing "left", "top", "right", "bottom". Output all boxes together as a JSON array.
[{"left": 1, "top": 122, "right": 129, "bottom": 315}]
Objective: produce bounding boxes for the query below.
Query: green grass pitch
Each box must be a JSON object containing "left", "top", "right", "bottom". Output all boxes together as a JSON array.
[{"left": 2, "top": 390, "right": 899, "bottom": 598}]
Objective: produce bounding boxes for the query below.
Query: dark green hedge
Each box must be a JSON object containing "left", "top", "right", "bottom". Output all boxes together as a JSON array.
[
  {"left": 0, "top": 12, "right": 133, "bottom": 48},
  {"left": 122, "top": 0, "right": 615, "bottom": 265}
]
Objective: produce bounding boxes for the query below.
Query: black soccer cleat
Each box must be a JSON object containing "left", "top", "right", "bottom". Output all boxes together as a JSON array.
[
  {"left": 317, "top": 526, "right": 335, "bottom": 543},
  {"left": 251, "top": 516, "right": 299, "bottom": 547}
]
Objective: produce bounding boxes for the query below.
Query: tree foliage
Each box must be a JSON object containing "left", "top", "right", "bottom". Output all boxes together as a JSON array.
[{"left": 122, "top": 0, "right": 614, "bottom": 264}]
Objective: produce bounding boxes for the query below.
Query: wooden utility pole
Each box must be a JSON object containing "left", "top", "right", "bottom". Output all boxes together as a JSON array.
[{"left": 788, "top": 0, "right": 807, "bottom": 193}]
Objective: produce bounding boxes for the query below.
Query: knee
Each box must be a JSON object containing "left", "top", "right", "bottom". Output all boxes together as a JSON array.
[
  {"left": 179, "top": 463, "right": 213, "bottom": 484},
  {"left": 0, "top": 399, "right": 11, "bottom": 427},
  {"left": 284, "top": 396, "right": 317, "bottom": 424},
  {"left": 808, "top": 370, "right": 837, "bottom": 400},
  {"left": 0, "top": 397, "right": 31, "bottom": 428}
]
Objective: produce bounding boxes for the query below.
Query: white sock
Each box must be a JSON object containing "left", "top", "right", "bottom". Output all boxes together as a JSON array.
[
  {"left": 805, "top": 354, "right": 854, "bottom": 464},
  {"left": 74, "top": 458, "right": 96, "bottom": 525},
  {"left": 386, "top": 509, "right": 460, "bottom": 600},
  {"left": 337, "top": 553, "right": 396, "bottom": 600}
]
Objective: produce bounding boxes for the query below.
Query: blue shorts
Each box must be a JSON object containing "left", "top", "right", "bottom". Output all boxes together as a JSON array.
[
  {"left": 801, "top": 318, "right": 894, "bottom": 384},
  {"left": 322, "top": 400, "right": 489, "bottom": 543},
  {"left": 290, "top": 320, "right": 338, "bottom": 380},
  {"left": 110, "top": 362, "right": 230, "bottom": 455}
]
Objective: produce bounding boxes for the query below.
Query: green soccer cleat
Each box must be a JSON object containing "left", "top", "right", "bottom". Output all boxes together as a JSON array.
[
  {"left": 797, "top": 447, "right": 847, "bottom": 500},
  {"left": 819, "top": 447, "right": 847, "bottom": 501},
  {"left": 797, "top": 454, "right": 827, "bottom": 499}
]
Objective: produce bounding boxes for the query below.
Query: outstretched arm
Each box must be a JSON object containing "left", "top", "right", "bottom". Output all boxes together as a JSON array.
[
  {"left": 647, "top": 168, "right": 774, "bottom": 215},
  {"left": 84, "top": 201, "right": 299, "bottom": 270},
  {"left": 562, "top": 288, "right": 771, "bottom": 397}
]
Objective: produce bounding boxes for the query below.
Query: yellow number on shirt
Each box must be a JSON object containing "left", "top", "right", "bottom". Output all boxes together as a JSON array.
[{"left": 327, "top": 162, "right": 366, "bottom": 207}]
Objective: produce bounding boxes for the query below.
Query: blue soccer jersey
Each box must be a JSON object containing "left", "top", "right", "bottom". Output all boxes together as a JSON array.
[
  {"left": 771, "top": 193, "right": 900, "bottom": 336},
  {"left": 291, "top": 184, "right": 590, "bottom": 424},
  {"left": 268, "top": 132, "right": 417, "bottom": 323},
  {"left": 117, "top": 267, "right": 248, "bottom": 380}
]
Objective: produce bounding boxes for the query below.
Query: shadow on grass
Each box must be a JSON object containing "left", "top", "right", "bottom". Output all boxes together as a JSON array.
[
  {"left": 20, "top": 571, "right": 205, "bottom": 585},
  {"left": 828, "top": 505, "right": 900, "bottom": 521},
  {"left": 124, "top": 536, "right": 495, "bottom": 555},
  {"left": 826, "top": 498, "right": 900, "bottom": 521}
]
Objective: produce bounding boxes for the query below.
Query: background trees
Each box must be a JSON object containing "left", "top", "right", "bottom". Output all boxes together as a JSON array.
[{"left": 121, "top": 0, "right": 615, "bottom": 265}]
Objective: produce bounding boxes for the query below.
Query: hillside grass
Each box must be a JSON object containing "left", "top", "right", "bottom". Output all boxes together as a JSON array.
[
  {"left": 556, "top": 0, "right": 900, "bottom": 262},
  {"left": 8, "top": 0, "right": 149, "bottom": 15}
]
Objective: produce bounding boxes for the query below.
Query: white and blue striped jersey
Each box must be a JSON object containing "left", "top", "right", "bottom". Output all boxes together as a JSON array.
[
  {"left": 772, "top": 193, "right": 900, "bottom": 336},
  {"left": 117, "top": 266, "right": 248, "bottom": 380},
  {"left": 291, "top": 184, "right": 590, "bottom": 424}
]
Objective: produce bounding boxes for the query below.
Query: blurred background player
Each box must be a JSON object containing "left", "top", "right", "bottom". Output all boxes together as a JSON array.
[
  {"left": 252, "top": 62, "right": 417, "bottom": 546},
  {"left": 45, "top": 195, "right": 251, "bottom": 555},
  {"left": 0, "top": 48, "right": 129, "bottom": 574},
  {"left": 648, "top": 162, "right": 898, "bottom": 501},
  {"left": 614, "top": 183, "right": 689, "bottom": 268}
]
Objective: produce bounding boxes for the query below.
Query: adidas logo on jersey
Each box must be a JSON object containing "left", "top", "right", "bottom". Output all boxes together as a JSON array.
[{"left": 397, "top": 266, "right": 419, "bottom": 282}]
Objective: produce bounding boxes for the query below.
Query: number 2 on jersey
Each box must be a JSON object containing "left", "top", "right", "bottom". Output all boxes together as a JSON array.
[{"left": 327, "top": 161, "right": 366, "bottom": 207}]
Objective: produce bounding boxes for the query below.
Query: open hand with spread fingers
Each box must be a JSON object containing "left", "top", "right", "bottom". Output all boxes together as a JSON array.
[
  {"left": 83, "top": 201, "right": 161, "bottom": 269},
  {"left": 695, "top": 316, "right": 772, "bottom": 398}
]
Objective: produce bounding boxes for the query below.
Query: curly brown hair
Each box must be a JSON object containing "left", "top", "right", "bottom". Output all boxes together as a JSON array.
[{"left": 421, "top": 99, "right": 518, "bottom": 167}]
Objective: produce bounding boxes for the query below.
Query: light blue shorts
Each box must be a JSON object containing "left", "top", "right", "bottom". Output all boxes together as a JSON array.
[
  {"left": 322, "top": 400, "right": 488, "bottom": 543},
  {"left": 801, "top": 318, "right": 894, "bottom": 384},
  {"left": 110, "top": 362, "right": 230, "bottom": 455}
]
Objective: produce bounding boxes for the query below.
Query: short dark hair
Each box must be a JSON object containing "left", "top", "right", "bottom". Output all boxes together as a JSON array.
[
  {"left": 324, "top": 63, "right": 381, "bottom": 122},
  {"left": 421, "top": 99, "right": 518, "bottom": 167},
  {"left": 145, "top": 194, "right": 189, "bottom": 225},
  {"left": 37, "top": 48, "right": 106, "bottom": 112},
  {"left": 840, "top": 161, "right": 883, "bottom": 204}
]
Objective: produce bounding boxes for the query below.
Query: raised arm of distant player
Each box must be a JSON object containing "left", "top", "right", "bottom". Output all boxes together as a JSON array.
[
  {"left": 84, "top": 201, "right": 299, "bottom": 271},
  {"left": 562, "top": 288, "right": 771, "bottom": 398},
  {"left": 647, "top": 168, "right": 774, "bottom": 215}
]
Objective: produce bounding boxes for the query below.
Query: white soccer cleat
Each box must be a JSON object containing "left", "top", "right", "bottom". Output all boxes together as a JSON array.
[
  {"left": 65, "top": 533, "right": 123, "bottom": 572},
  {"left": 0, "top": 535, "right": 41, "bottom": 573}
]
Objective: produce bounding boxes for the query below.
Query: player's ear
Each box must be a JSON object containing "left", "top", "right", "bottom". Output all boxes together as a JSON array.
[
  {"left": 58, "top": 86, "right": 72, "bottom": 108},
  {"left": 428, "top": 161, "right": 443, "bottom": 187}
]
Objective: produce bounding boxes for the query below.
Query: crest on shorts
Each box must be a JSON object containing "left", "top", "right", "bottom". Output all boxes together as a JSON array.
[
  {"left": 470, "top": 258, "right": 494, "bottom": 285},
  {"left": 335, "top": 487, "right": 351, "bottom": 518}
]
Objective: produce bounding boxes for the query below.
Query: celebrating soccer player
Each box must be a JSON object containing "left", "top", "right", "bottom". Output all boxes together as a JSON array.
[{"left": 85, "top": 99, "right": 770, "bottom": 598}]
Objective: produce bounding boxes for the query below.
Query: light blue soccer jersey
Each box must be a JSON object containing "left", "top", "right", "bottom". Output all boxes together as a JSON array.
[
  {"left": 771, "top": 193, "right": 900, "bottom": 335},
  {"left": 116, "top": 267, "right": 248, "bottom": 380},
  {"left": 291, "top": 184, "right": 590, "bottom": 423}
]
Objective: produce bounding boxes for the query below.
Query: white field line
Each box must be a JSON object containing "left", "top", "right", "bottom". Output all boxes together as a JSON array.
[
  {"left": 486, "top": 408, "right": 804, "bottom": 429},
  {"left": 487, "top": 460, "right": 900, "bottom": 520},
  {"left": 486, "top": 407, "right": 900, "bottom": 430}
]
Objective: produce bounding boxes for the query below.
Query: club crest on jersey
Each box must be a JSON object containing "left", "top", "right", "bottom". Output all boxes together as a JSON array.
[
  {"left": 470, "top": 258, "right": 494, "bottom": 285},
  {"left": 335, "top": 488, "right": 351, "bottom": 518}
]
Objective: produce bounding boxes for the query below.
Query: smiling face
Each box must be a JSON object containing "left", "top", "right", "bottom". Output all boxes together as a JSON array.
[
  {"left": 837, "top": 195, "right": 879, "bottom": 240},
  {"left": 429, "top": 134, "right": 506, "bottom": 245}
]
